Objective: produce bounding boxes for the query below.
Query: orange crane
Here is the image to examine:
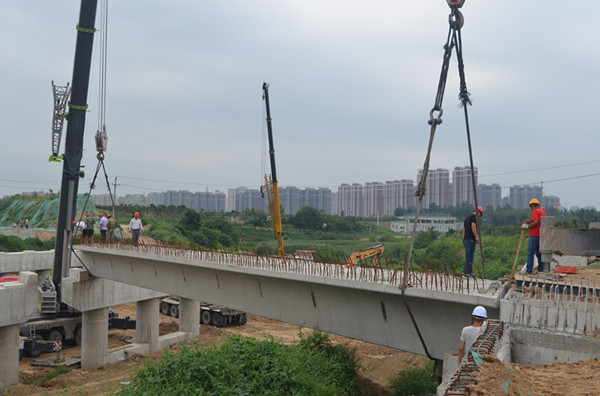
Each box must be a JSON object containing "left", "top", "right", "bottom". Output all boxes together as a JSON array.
[
  {"left": 345, "top": 244, "right": 384, "bottom": 268},
  {"left": 262, "top": 82, "right": 284, "bottom": 256}
]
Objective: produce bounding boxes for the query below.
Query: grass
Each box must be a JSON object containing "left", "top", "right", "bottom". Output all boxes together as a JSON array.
[{"left": 23, "top": 366, "right": 71, "bottom": 386}]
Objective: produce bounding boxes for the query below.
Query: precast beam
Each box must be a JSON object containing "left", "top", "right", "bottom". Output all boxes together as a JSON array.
[{"left": 76, "top": 247, "right": 502, "bottom": 359}]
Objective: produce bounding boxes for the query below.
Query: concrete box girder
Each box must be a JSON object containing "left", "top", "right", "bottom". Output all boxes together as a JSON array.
[{"left": 76, "top": 247, "right": 503, "bottom": 359}]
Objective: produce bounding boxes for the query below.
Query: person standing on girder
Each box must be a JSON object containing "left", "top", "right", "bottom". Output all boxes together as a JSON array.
[
  {"left": 128, "top": 212, "right": 143, "bottom": 245},
  {"left": 457, "top": 306, "right": 487, "bottom": 364},
  {"left": 523, "top": 199, "right": 546, "bottom": 274},
  {"left": 98, "top": 213, "right": 108, "bottom": 242},
  {"left": 462, "top": 207, "right": 483, "bottom": 277}
]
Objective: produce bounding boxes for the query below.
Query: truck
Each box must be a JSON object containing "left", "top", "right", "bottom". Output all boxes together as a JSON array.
[{"left": 159, "top": 296, "right": 247, "bottom": 328}]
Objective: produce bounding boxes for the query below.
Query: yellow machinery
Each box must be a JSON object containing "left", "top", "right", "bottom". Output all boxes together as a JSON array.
[
  {"left": 262, "top": 82, "right": 284, "bottom": 256},
  {"left": 345, "top": 244, "right": 384, "bottom": 268}
]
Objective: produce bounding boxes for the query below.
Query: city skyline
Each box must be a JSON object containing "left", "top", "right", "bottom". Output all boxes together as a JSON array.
[{"left": 91, "top": 164, "right": 563, "bottom": 216}]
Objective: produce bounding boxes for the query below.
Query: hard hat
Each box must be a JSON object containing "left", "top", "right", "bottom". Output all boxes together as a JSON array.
[
  {"left": 87, "top": 212, "right": 91, "bottom": 216},
  {"left": 134, "top": 212, "right": 139, "bottom": 217},
  {"left": 99, "top": 213, "right": 103, "bottom": 216},
  {"left": 529, "top": 199, "right": 540, "bottom": 206},
  {"left": 472, "top": 306, "right": 487, "bottom": 319},
  {"left": 107, "top": 213, "right": 111, "bottom": 217},
  {"left": 72, "top": 221, "right": 76, "bottom": 225},
  {"left": 474, "top": 206, "right": 484, "bottom": 216}
]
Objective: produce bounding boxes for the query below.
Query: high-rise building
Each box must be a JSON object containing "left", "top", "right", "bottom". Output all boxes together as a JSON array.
[
  {"left": 364, "top": 182, "right": 384, "bottom": 217},
  {"left": 338, "top": 183, "right": 363, "bottom": 216},
  {"left": 509, "top": 185, "right": 542, "bottom": 209},
  {"left": 383, "top": 180, "right": 413, "bottom": 215},
  {"left": 417, "top": 168, "right": 450, "bottom": 209},
  {"left": 477, "top": 183, "right": 502, "bottom": 209},
  {"left": 452, "top": 166, "right": 477, "bottom": 206}
]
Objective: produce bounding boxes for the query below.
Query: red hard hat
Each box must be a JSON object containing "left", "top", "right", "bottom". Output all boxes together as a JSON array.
[
  {"left": 72, "top": 221, "right": 76, "bottom": 225},
  {"left": 107, "top": 213, "right": 111, "bottom": 217},
  {"left": 99, "top": 213, "right": 103, "bottom": 216},
  {"left": 134, "top": 212, "right": 139, "bottom": 217},
  {"left": 87, "top": 212, "right": 91, "bottom": 216},
  {"left": 474, "top": 206, "right": 484, "bottom": 216}
]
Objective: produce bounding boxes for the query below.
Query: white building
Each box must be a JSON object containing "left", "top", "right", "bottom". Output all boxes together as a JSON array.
[{"left": 390, "top": 215, "right": 462, "bottom": 234}]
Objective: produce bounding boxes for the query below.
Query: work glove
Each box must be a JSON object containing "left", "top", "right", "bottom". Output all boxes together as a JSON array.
[{"left": 521, "top": 223, "right": 529, "bottom": 230}]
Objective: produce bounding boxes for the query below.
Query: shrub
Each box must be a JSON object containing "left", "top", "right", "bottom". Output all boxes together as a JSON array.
[{"left": 388, "top": 360, "right": 437, "bottom": 396}]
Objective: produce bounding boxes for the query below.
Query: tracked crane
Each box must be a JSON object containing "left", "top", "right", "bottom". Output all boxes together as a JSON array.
[{"left": 262, "top": 82, "right": 284, "bottom": 256}]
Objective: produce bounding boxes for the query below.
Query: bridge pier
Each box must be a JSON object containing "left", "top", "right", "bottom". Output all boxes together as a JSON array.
[
  {"left": 0, "top": 325, "right": 20, "bottom": 387},
  {"left": 178, "top": 298, "right": 200, "bottom": 338},
  {"left": 136, "top": 298, "right": 160, "bottom": 353},
  {"left": 81, "top": 307, "right": 109, "bottom": 370},
  {"left": 0, "top": 271, "right": 38, "bottom": 388}
]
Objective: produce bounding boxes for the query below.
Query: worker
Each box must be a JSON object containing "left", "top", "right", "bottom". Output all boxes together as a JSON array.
[
  {"left": 128, "top": 212, "right": 144, "bottom": 245},
  {"left": 72, "top": 220, "right": 86, "bottom": 238},
  {"left": 457, "top": 305, "right": 487, "bottom": 364},
  {"left": 84, "top": 212, "right": 96, "bottom": 244},
  {"left": 106, "top": 214, "right": 118, "bottom": 241},
  {"left": 522, "top": 199, "right": 547, "bottom": 274},
  {"left": 98, "top": 213, "right": 108, "bottom": 242},
  {"left": 462, "top": 206, "right": 483, "bottom": 277},
  {"left": 19, "top": 332, "right": 28, "bottom": 362}
]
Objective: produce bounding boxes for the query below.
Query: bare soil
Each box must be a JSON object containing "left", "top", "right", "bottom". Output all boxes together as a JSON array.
[{"left": 5, "top": 302, "right": 428, "bottom": 395}]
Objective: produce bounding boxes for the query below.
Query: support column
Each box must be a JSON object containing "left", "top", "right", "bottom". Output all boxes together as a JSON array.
[
  {"left": 178, "top": 298, "right": 200, "bottom": 338},
  {"left": 81, "top": 307, "right": 108, "bottom": 370},
  {"left": 136, "top": 298, "right": 160, "bottom": 353},
  {"left": 0, "top": 324, "right": 19, "bottom": 388}
]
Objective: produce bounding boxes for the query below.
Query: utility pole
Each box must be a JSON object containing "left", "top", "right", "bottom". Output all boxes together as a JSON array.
[{"left": 53, "top": 0, "right": 99, "bottom": 300}]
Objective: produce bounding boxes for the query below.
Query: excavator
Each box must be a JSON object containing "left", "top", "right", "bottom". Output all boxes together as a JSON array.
[
  {"left": 261, "top": 82, "right": 284, "bottom": 256},
  {"left": 345, "top": 244, "right": 385, "bottom": 268}
]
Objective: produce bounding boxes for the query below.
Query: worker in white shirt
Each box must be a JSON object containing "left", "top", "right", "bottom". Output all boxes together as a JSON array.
[{"left": 128, "top": 212, "right": 144, "bottom": 245}]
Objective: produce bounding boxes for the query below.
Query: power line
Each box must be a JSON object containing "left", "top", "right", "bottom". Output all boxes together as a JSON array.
[{"left": 480, "top": 160, "right": 600, "bottom": 178}]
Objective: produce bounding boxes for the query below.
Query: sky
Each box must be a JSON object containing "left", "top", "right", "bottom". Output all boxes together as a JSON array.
[{"left": 1, "top": 1, "right": 600, "bottom": 209}]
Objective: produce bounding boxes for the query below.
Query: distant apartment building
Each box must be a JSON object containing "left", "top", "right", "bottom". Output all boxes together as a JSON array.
[
  {"left": 390, "top": 215, "right": 462, "bottom": 234},
  {"left": 417, "top": 168, "right": 450, "bottom": 209},
  {"left": 508, "top": 185, "right": 542, "bottom": 209},
  {"left": 364, "top": 182, "right": 384, "bottom": 217},
  {"left": 477, "top": 183, "right": 502, "bottom": 209},
  {"left": 452, "top": 166, "right": 477, "bottom": 206},
  {"left": 193, "top": 190, "right": 226, "bottom": 212},
  {"left": 338, "top": 183, "right": 364, "bottom": 216},
  {"left": 383, "top": 180, "right": 414, "bottom": 215},
  {"left": 543, "top": 195, "right": 560, "bottom": 209}
]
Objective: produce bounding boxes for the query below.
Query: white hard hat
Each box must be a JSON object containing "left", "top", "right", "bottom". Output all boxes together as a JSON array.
[{"left": 472, "top": 306, "right": 487, "bottom": 318}]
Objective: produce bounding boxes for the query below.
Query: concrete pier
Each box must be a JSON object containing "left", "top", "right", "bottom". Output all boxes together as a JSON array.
[
  {"left": 178, "top": 297, "right": 200, "bottom": 338},
  {"left": 136, "top": 298, "right": 160, "bottom": 353},
  {"left": 0, "top": 271, "right": 38, "bottom": 387},
  {"left": 0, "top": 325, "right": 20, "bottom": 388},
  {"left": 81, "top": 307, "right": 109, "bottom": 370}
]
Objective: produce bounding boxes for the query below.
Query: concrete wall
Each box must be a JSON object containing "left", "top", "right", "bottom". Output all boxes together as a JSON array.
[
  {"left": 541, "top": 216, "right": 600, "bottom": 256},
  {"left": 511, "top": 327, "right": 600, "bottom": 365}
]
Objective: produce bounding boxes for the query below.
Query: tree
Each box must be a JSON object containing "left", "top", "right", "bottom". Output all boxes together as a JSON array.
[{"left": 291, "top": 206, "right": 324, "bottom": 230}]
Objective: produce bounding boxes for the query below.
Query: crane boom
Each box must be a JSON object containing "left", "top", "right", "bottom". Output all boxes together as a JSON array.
[{"left": 262, "top": 82, "right": 284, "bottom": 256}]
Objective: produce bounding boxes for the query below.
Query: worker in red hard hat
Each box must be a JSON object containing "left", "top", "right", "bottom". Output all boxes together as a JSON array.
[
  {"left": 522, "top": 199, "right": 547, "bottom": 274},
  {"left": 458, "top": 306, "right": 487, "bottom": 364},
  {"left": 129, "top": 212, "right": 143, "bottom": 246},
  {"left": 462, "top": 206, "right": 483, "bottom": 277}
]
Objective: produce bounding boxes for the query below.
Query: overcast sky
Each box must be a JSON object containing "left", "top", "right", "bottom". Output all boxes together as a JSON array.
[{"left": 2, "top": 1, "right": 599, "bottom": 209}]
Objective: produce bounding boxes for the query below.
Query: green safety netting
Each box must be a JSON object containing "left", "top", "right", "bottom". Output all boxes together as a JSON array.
[{"left": 0, "top": 195, "right": 97, "bottom": 230}]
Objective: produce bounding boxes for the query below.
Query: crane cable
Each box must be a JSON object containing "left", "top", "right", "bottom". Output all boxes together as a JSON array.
[{"left": 400, "top": 3, "right": 482, "bottom": 362}]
